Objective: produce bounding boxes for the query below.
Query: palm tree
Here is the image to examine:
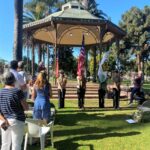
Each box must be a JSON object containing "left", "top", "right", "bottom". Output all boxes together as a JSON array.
[
  {"left": 23, "top": 0, "right": 49, "bottom": 24},
  {"left": 23, "top": 0, "right": 50, "bottom": 72},
  {"left": 13, "top": 0, "right": 23, "bottom": 61}
]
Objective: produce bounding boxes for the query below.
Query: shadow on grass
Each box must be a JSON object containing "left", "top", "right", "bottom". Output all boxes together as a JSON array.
[
  {"left": 55, "top": 112, "right": 104, "bottom": 126},
  {"left": 54, "top": 126, "right": 126, "bottom": 137},
  {"left": 27, "top": 111, "right": 143, "bottom": 150},
  {"left": 54, "top": 131, "right": 140, "bottom": 150},
  {"left": 55, "top": 112, "right": 131, "bottom": 126}
]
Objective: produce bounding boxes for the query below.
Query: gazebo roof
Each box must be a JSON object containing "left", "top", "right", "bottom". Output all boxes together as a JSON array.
[{"left": 23, "top": 1, "right": 125, "bottom": 46}]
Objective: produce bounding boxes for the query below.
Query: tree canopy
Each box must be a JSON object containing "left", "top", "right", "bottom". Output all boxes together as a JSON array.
[{"left": 119, "top": 6, "right": 150, "bottom": 73}]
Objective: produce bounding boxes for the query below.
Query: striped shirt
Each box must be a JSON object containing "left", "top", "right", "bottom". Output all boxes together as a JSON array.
[{"left": 0, "top": 88, "right": 25, "bottom": 122}]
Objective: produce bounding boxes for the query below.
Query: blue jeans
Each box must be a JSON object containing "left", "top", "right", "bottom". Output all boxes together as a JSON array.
[{"left": 130, "top": 87, "right": 140, "bottom": 103}]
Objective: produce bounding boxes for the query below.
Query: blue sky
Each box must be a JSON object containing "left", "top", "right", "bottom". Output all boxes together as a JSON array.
[{"left": 0, "top": 0, "right": 149, "bottom": 62}]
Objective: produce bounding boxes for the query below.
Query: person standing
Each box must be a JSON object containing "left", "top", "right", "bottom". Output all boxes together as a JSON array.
[
  {"left": 9, "top": 60, "right": 26, "bottom": 90},
  {"left": 98, "top": 80, "right": 107, "bottom": 108},
  {"left": 129, "top": 71, "right": 143, "bottom": 105},
  {"left": 32, "top": 72, "right": 52, "bottom": 123},
  {"left": 97, "top": 51, "right": 110, "bottom": 108},
  {"left": 17, "top": 61, "right": 28, "bottom": 99},
  {"left": 0, "top": 71, "right": 28, "bottom": 150},
  {"left": 112, "top": 70, "right": 121, "bottom": 109},
  {"left": 57, "top": 70, "right": 67, "bottom": 108},
  {"left": 77, "top": 71, "right": 86, "bottom": 109}
]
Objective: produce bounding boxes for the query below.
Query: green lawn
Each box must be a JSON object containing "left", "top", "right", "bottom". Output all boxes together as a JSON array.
[{"left": 28, "top": 99, "right": 150, "bottom": 150}]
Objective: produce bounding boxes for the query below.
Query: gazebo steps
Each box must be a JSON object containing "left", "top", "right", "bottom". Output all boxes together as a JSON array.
[{"left": 50, "top": 82, "right": 128, "bottom": 100}]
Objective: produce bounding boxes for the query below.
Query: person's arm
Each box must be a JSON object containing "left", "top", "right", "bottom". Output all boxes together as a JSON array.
[
  {"left": 21, "top": 100, "right": 29, "bottom": 111},
  {"left": 77, "top": 76, "right": 81, "bottom": 85},
  {"left": 31, "top": 85, "right": 37, "bottom": 101},
  {"left": 64, "top": 77, "right": 67, "bottom": 87},
  {"left": 77, "top": 76, "right": 80, "bottom": 88},
  {"left": 18, "top": 89, "right": 29, "bottom": 111},
  {"left": 57, "top": 78, "right": 62, "bottom": 91},
  {"left": 0, "top": 114, "right": 5, "bottom": 122},
  {"left": 0, "top": 114, "right": 9, "bottom": 130}
]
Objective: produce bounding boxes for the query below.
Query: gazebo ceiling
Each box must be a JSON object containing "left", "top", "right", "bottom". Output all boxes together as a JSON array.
[{"left": 23, "top": 1, "right": 125, "bottom": 46}]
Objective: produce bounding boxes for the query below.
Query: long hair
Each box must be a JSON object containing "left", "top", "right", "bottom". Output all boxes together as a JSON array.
[{"left": 34, "top": 72, "right": 48, "bottom": 89}]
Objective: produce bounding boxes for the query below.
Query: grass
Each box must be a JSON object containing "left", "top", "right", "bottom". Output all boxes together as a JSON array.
[
  {"left": 28, "top": 99, "right": 150, "bottom": 150},
  {"left": 0, "top": 81, "right": 149, "bottom": 150}
]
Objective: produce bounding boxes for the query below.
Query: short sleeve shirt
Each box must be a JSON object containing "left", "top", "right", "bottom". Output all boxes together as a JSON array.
[
  {"left": 10, "top": 69, "right": 25, "bottom": 88},
  {"left": 0, "top": 88, "right": 25, "bottom": 122}
]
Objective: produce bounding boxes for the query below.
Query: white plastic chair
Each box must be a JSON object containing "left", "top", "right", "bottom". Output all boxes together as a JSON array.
[
  {"left": 133, "top": 100, "right": 150, "bottom": 122},
  {"left": 24, "top": 118, "right": 54, "bottom": 150},
  {"left": 138, "top": 100, "right": 150, "bottom": 113}
]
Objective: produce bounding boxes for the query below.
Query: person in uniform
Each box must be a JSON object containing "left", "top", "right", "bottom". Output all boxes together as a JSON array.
[
  {"left": 57, "top": 70, "right": 67, "bottom": 108},
  {"left": 77, "top": 71, "right": 86, "bottom": 109}
]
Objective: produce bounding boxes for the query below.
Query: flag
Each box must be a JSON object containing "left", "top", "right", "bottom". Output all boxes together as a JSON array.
[
  {"left": 55, "top": 50, "right": 59, "bottom": 78},
  {"left": 98, "top": 51, "right": 110, "bottom": 83},
  {"left": 77, "top": 35, "right": 86, "bottom": 76}
]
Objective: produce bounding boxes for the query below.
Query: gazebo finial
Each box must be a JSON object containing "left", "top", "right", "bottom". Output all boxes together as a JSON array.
[{"left": 62, "top": 0, "right": 86, "bottom": 11}]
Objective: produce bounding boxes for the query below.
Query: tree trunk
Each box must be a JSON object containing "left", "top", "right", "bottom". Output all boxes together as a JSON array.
[
  {"left": 27, "top": 46, "right": 29, "bottom": 72},
  {"left": 137, "top": 54, "right": 142, "bottom": 72},
  {"left": 31, "top": 43, "right": 35, "bottom": 76},
  {"left": 38, "top": 43, "right": 42, "bottom": 63},
  {"left": 13, "top": 0, "right": 23, "bottom": 61},
  {"left": 43, "top": 49, "right": 45, "bottom": 66}
]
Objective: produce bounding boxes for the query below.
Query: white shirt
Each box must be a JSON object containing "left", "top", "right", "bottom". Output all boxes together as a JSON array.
[
  {"left": 18, "top": 71, "right": 28, "bottom": 84},
  {"left": 10, "top": 69, "right": 25, "bottom": 89}
]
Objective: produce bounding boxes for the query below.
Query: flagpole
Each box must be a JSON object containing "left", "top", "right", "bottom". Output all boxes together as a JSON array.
[{"left": 77, "top": 34, "right": 86, "bottom": 76}]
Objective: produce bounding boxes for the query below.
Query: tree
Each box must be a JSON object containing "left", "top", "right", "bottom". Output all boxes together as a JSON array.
[
  {"left": 82, "top": 0, "right": 106, "bottom": 19},
  {"left": 0, "top": 58, "right": 8, "bottom": 74},
  {"left": 23, "top": 0, "right": 49, "bottom": 24},
  {"left": 58, "top": 47, "right": 77, "bottom": 77},
  {"left": 13, "top": 0, "right": 23, "bottom": 61},
  {"left": 23, "top": 0, "right": 52, "bottom": 72},
  {"left": 119, "top": 6, "right": 150, "bottom": 73}
]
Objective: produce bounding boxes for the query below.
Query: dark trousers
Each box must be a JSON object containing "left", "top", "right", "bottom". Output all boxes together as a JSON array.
[
  {"left": 98, "top": 88, "right": 106, "bottom": 108},
  {"left": 113, "top": 88, "right": 120, "bottom": 109},
  {"left": 58, "top": 89, "right": 66, "bottom": 108},
  {"left": 130, "top": 87, "right": 140, "bottom": 103},
  {"left": 77, "top": 88, "right": 85, "bottom": 108}
]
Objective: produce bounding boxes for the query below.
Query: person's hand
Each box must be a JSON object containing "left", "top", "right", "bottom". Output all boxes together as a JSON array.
[{"left": 1, "top": 120, "right": 9, "bottom": 130}]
